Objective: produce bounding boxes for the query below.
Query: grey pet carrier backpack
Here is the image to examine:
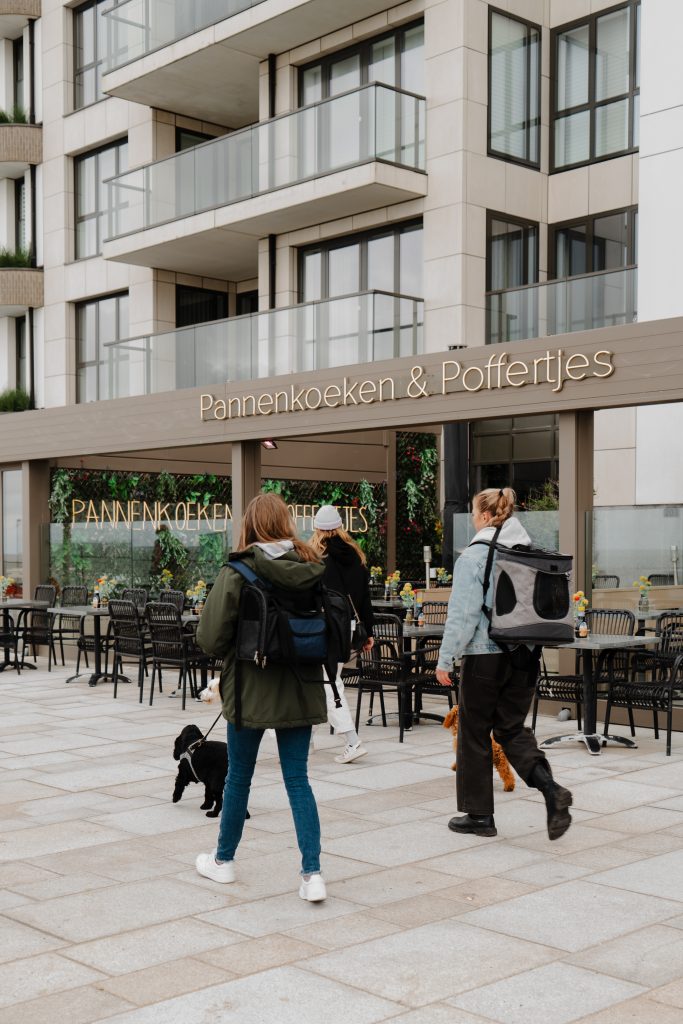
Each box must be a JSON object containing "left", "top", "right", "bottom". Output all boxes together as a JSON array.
[{"left": 474, "top": 525, "right": 574, "bottom": 647}]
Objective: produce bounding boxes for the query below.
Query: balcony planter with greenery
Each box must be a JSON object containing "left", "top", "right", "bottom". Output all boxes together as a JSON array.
[
  {"left": 0, "top": 248, "right": 33, "bottom": 268},
  {"left": 0, "top": 388, "right": 31, "bottom": 412},
  {"left": 0, "top": 107, "right": 28, "bottom": 124}
]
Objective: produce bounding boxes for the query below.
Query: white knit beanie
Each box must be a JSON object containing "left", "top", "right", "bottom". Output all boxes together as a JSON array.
[{"left": 313, "top": 505, "right": 343, "bottom": 531}]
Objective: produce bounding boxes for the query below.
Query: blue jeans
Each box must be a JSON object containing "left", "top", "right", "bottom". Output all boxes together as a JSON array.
[{"left": 216, "top": 723, "right": 321, "bottom": 875}]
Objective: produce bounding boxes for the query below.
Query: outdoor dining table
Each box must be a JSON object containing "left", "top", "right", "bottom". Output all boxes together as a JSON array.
[
  {"left": 0, "top": 599, "right": 50, "bottom": 671},
  {"left": 634, "top": 608, "right": 683, "bottom": 636},
  {"left": 539, "top": 634, "right": 660, "bottom": 756}
]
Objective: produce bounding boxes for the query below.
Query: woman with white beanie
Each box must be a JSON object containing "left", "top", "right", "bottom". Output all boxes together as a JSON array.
[{"left": 311, "top": 505, "right": 375, "bottom": 763}]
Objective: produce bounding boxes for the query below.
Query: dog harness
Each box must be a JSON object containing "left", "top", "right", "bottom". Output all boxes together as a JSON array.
[{"left": 179, "top": 739, "right": 203, "bottom": 782}]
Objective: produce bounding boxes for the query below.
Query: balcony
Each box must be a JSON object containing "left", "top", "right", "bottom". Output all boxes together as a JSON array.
[
  {"left": 0, "top": 1, "right": 40, "bottom": 36},
  {"left": 103, "top": 84, "right": 426, "bottom": 279},
  {"left": 103, "top": 0, "right": 404, "bottom": 125},
  {"left": 0, "top": 124, "right": 41, "bottom": 176},
  {"left": 96, "top": 291, "right": 423, "bottom": 400},
  {"left": 0, "top": 266, "right": 42, "bottom": 315},
  {"left": 486, "top": 268, "right": 638, "bottom": 345}
]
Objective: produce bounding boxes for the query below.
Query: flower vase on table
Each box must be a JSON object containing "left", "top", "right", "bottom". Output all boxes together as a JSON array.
[
  {"left": 572, "top": 591, "right": 589, "bottom": 637},
  {"left": 633, "top": 576, "right": 652, "bottom": 614},
  {"left": 638, "top": 593, "right": 650, "bottom": 614}
]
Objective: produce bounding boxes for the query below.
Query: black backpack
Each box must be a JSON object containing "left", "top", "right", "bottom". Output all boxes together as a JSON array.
[{"left": 229, "top": 559, "right": 351, "bottom": 728}]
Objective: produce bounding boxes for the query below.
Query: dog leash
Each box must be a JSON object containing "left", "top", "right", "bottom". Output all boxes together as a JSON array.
[{"left": 180, "top": 711, "right": 224, "bottom": 783}]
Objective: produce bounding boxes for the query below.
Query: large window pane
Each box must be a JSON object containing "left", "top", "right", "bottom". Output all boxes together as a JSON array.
[
  {"left": 556, "top": 24, "right": 589, "bottom": 110},
  {"left": 593, "top": 212, "right": 630, "bottom": 271},
  {"left": 75, "top": 139, "right": 127, "bottom": 258},
  {"left": 555, "top": 225, "right": 587, "bottom": 278},
  {"left": 489, "top": 12, "right": 540, "bottom": 165},
  {"left": 399, "top": 226, "right": 423, "bottom": 296},
  {"left": 76, "top": 293, "right": 128, "bottom": 402},
  {"left": 401, "top": 24, "right": 425, "bottom": 96},
  {"left": 554, "top": 109, "right": 590, "bottom": 167},
  {"left": 596, "top": 7, "right": 630, "bottom": 101},
  {"left": 2, "top": 470, "right": 23, "bottom": 587},
  {"left": 328, "top": 244, "right": 359, "bottom": 296},
  {"left": 370, "top": 37, "right": 396, "bottom": 86},
  {"left": 367, "top": 234, "right": 394, "bottom": 292},
  {"left": 595, "top": 98, "right": 629, "bottom": 158},
  {"left": 489, "top": 217, "right": 538, "bottom": 291},
  {"left": 329, "top": 55, "right": 361, "bottom": 97}
]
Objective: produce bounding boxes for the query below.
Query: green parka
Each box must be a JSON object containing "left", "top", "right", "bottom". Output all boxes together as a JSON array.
[{"left": 196, "top": 545, "right": 328, "bottom": 730}]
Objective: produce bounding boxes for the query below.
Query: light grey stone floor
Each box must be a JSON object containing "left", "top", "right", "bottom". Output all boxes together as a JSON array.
[{"left": 1, "top": 660, "right": 682, "bottom": 1024}]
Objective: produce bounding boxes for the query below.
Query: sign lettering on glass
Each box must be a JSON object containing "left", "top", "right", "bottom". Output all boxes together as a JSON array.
[
  {"left": 199, "top": 350, "right": 615, "bottom": 422},
  {"left": 70, "top": 501, "right": 369, "bottom": 533}
]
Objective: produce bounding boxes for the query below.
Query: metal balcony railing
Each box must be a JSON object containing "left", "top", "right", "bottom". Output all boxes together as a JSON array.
[
  {"left": 104, "top": 0, "right": 268, "bottom": 73},
  {"left": 95, "top": 291, "right": 424, "bottom": 401},
  {"left": 105, "top": 84, "right": 426, "bottom": 241},
  {"left": 486, "top": 267, "right": 638, "bottom": 344}
]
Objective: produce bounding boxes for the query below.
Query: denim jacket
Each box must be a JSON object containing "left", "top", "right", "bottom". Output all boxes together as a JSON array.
[{"left": 437, "top": 517, "right": 532, "bottom": 671}]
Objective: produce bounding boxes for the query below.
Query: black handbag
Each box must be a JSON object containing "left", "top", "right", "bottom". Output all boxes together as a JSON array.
[{"left": 347, "top": 593, "right": 369, "bottom": 652}]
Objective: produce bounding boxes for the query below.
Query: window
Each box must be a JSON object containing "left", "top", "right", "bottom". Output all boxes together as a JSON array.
[
  {"left": 488, "top": 9, "right": 541, "bottom": 166},
  {"left": 76, "top": 292, "right": 129, "bottom": 402},
  {"left": 299, "top": 221, "right": 423, "bottom": 301},
  {"left": 14, "top": 178, "right": 26, "bottom": 254},
  {"left": 470, "top": 416, "right": 558, "bottom": 506},
  {"left": 12, "top": 37, "right": 24, "bottom": 113},
  {"left": 299, "top": 21, "right": 424, "bottom": 103},
  {"left": 1, "top": 469, "right": 23, "bottom": 592},
  {"left": 75, "top": 139, "right": 128, "bottom": 259},
  {"left": 552, "top": 1, "right": 640, "bottom": 170},
  {"left": 236, "top": 290, "right": 258, "bottom": 316},
  {"left": 175, "top": 128, "right": 214, "bottom": 153},
  {"left": 74, "top": 0, "right": 124, "bottom": 109},
  {"left": 15, "top": 317, "right": 27, "bottom": 393},
  {"left": 176, "top": 285, "right": 228, "bottom": 328},
  {"left": 486, "top": 212, "right": 539, "bottom": 343},
  {"left": 550, "top": 207, "right": 638, "bottom": 277}
]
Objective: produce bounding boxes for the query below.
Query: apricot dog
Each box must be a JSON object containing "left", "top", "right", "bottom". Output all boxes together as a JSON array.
[{"left": 443, "top": 706, "right": 515, "bottom": 791}]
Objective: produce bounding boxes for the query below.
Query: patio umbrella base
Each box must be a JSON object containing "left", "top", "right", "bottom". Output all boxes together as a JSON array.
[{"left": 540, "top": 731, "right": 638, "bottom": 756}]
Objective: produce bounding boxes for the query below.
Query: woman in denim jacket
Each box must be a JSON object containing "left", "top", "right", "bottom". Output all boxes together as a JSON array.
[{"left": 436, "top": 487, "right": 572, "bottom": 841}]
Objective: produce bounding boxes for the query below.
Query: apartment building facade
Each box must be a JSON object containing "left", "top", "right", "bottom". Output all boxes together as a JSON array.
[{"left": 0, "top": 0, "right": 681, "bottom": 594}]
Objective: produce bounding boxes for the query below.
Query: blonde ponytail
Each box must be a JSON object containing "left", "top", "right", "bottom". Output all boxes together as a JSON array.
[{"left": 473, "top": 487, "right": 516, "bottom": 528}]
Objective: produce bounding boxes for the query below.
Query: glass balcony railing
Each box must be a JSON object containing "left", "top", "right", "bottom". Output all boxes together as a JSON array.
[
  {"left": 96, "top": 291, "right": 424, "bottom": 401},
  {"left": 104, "top": 0, "right": 268, "bottom": 73},
  {"left": 486, "top": 267, "right": 638, "bottom": 345},
  {"left": 105, "top": 84, "right": 426, "bottom": 241}
]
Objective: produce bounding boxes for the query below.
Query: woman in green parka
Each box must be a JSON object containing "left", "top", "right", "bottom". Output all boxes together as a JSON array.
[{"left": 195, "top": 493, "right": 328, "bottom": 902}]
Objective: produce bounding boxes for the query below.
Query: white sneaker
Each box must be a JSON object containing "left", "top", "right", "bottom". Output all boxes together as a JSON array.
[
  {"left": 335, "top": 743, "right": 367, "bottom": 764},
  {"left": 167, "top": 688, "right": 179, "bottom": 698},
  {"left": 195, "top": 851, "right": 235, "bottom": 884},
  {"left": 299, "top": 873, "right": 327, "bottom": 902}
]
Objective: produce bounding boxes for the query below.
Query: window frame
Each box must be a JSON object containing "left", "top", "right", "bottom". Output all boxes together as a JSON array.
[
  {"left": 74, "top": 137, "right": 128, "bottom": 260},
  {"left": 297, "top": 218, "right": 423, "bottom": 302},
  {"left": 469, "top": 417, "right": 559, "bottom": 506},
  {"left": 548, "top": 205, "right": 638, "bottom": 279},
  {"left": 76, "top": 291, "right": 129, "bottom": 403},
  {"left": 175, "top": 284, "right": 229, "bottom": 328},
  {"left": 14, "top": 177, "right": 26, "bottom": 254},
  {"left": 73, "top": 0, "right": 124, "bottom": 111},
  {"left": 550, "top": 0, "right": 640, "bottom": 173},
  {"left": 485, "top": 209, "right": 540, "bottom": 293},
  {"left": 487, "top": 6, "right": 542, "bottom": 169},
  {"left": 297, "top": 19, "right": 425, "bottom": 105}
]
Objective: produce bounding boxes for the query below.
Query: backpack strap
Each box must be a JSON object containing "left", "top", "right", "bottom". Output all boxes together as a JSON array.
[
  {"left": 229, "top": 560, "right": 270, "bottom": 588},
  {"left": 473, "top": 525, "right": 502, "bottom": 622}
]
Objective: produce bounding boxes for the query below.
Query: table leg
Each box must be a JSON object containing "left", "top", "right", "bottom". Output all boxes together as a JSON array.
[{"left": 0, "top": 609, "right": 14, "bottom": 671}]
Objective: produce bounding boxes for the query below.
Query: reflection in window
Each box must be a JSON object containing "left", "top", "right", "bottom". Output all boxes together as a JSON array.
[
  {"left": 74, "top": 0, "right": 124, "bottom": 109},
  {"left": 470, "top": 416, "right": 558, "bottom": 506},
  {"left": 552, "top": 1, "right": 640, "bottom": 170},
  {"left": 489, "top": 10, "right": 540, "bottom": 165},
  {"left": 552, "top": 208, "right": 637, "bottom": 278},
  {"left": 2, "top": 470, "right": 23, "bottom": 592}
]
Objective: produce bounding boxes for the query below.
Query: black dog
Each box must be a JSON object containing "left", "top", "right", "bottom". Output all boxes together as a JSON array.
[{"left": 172, "top": 724, "right": 250, "bottom": 820}]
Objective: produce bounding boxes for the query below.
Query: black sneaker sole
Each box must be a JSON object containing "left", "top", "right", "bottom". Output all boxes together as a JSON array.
[{"left": 548, "top": 786, "right": 573, "bottom": 841}]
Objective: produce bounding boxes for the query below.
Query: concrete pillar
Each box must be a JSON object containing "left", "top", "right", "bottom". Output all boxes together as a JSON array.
[
  {"left": 559, "top": 411, "right": 594, "bottom": 596},
  {"left": 385, "top": 431, "right": 397, "bottom": 573},
  {"left": 231, "top": 441, "right": 261, "bottom": 549},
  {"left": 21, "top": 459, "right": 50, "bottom": 597}
]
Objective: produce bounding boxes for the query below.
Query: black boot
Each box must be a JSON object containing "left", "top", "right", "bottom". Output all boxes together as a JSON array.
[
  {"left": 529, "top": 762, "right": 572, "bottom": 840},
  {"left": 448, "top": 813, "right": 497, "bottom": 837}
]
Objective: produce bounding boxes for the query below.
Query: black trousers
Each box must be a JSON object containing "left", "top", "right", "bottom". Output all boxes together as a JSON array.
[{"left": 456, "top": 650, "right": 549, "bottom": 815}]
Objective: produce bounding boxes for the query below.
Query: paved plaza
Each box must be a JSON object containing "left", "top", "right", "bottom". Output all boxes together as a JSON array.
[{"left": 0, "top": 662, "right": 682, "bottom": 1024}]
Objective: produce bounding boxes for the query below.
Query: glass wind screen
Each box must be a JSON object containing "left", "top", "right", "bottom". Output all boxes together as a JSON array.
[
  {"left": 106, "top": 85, "right": 426, "bottom": 239},
  {"left": 99, "top": 292, "right": 424, "bottom": 399},
  {"left": 590, "top": 506, "right": 683, "bottom": 594}
]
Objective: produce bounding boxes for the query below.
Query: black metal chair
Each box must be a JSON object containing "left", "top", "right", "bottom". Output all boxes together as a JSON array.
[
  {"left": 410, "top": 638, "right": 458, "bottom": 726},
  {"left": 604, "top": 616, "right": 683, "bottom": 754},
  {"left": 159, "top": 589, "right": 185, "bottom": 613},
  {"left": 532, "top": 608, "right": 635, "bottom": 732},
  {"left": 145, "top": 601, "right": 212, "bottom": 709},
  {"left": 648, "top": 574, "right": 674, "bottom": 586},
  {"left": 421, "top": 601, "right": 448, "bottom": 624},
  {"left": 108, "top": 600, "right": 152, "bottom": 701},
  {"left": 19, "top": 585, "right": 57, "bottom": 670},
  {"left": 354, "top": 614, "right": 406, "bottom": 736},
  {"left": 53, "top": 585, "right": 88, "bottom": 666},
  {"left": 593, "top": 575, "right": 620, "bottom": 589},
  {"left": 0, "top": 609, "right": 21, "bottom": 673}
]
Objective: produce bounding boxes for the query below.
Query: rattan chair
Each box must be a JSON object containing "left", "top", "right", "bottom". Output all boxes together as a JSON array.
[
  {"left": 121, "top": 588, "right": 148, "bottom": 612},
  {"left": 421, "top": 601, "right": 448, "bottom": 624},
  {"left": 593, "top": 575, "right": 620, "bottom": 589},
  {"left": 532, "top": 608, "right": 635, "bottom": 732},
  {"left": 108, "top": 600, "right": 152, "bottom": 701},
  {"left": 604, "top": 615, "right": 683, "bottom": 754},
  {"left": 19, "top": 585, "right": 57, "bottom": 670},
  {"left": 146, "top": 601, "right": 211, "bottom": 709},
  {"left": 159, "top": 589, "right": 185, "bottom": 613},
  {"left": 53, "top": 585, "right": 88, "bottom": 666}
]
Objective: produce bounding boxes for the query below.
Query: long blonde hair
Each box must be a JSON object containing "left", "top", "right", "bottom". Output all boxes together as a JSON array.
[
  {"left": 310, "top": 526, "right": 367, "bottom": 566},
  {"left": 473, "top": 487, "right": 516, "bottom": 528},
  {"left": 238, "top": 493, "right": 320, "bottom": 563}
]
